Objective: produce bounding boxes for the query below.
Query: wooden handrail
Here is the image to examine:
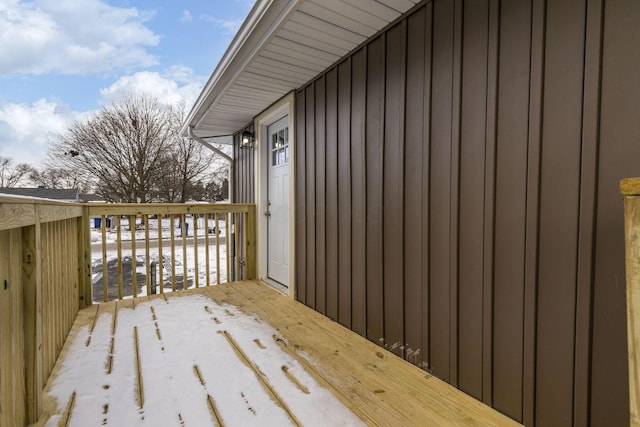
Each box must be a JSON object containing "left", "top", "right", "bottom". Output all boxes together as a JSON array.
[
  {"left": 0, "top": 196, "right": 83, "bottom": 231},
  {"left": 621, "top": 177, "right": 640, "bottom": 426},
  {"left": 87, "top": 202, "right": 254, "bottom": 215}
]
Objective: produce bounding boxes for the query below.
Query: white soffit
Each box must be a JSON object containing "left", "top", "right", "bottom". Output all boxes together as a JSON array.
[{"left": 183, "top": 0, "right": 421, "bottom": 138}]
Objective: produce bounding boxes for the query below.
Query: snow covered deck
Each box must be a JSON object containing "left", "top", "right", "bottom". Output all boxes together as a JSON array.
[{"left": 35, "top": 281, "right": 521, "bottom": 426}]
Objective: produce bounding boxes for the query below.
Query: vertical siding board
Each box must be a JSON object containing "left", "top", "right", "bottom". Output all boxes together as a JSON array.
[
  {"left": 235, "top": 135, "right": 241, "bottom": 200},
  {"left": 492, "top": 0, "right": 532, "bottom": 421},
  {"left": 449, "top": 0, "right": 463, "bottom": 389},
  {"left": 325, "top": 69, "right": 340, "bottom": 322},
  {"left": 239, "top": 133, "right": 245, "bottom": 201},
  {"left": 351, "top": 48, "right": 368, "bottom": 336},
  {"left": 249, "top": 127, "right": 254, "bottom": 201},
  {"left": 483, "top": 0, "right": 499, "bottom": 406},
  {"left": 315, "top": 77, "right": 327, "bottom": 315},
  {"left": 421, "top": 2, "right": 434, "bottom": 373},
  {"left": 337, "top": 58, "right": 353, "bottom": 328},
  {"left": 326, "top": 67, "right": 339, "bottom": 321},
  {"left": 429, "top": 0, "right": 454, "bottom": 380},
  {"left": 522, "top": 0, "right": 545, "bottom": 423},
  {"left": 404, "top": 7, "right": 426, "bottom": 368},
  {"left": 240, "top": 133, "right": 244, "bottom": 200},
  {"left": 239, "top": 133, "right": 244, "bottom": 201},
  {"left": 305, "top": 85, "right": 316, "bottom": 309},
  {"left": 535, "top": 0, "right": 587, "bottom": 425},
  {"left": 295, "top": 89, "right": 307, "bottom": 304},
  {"left": 573, "top": 0, "right": 603, "bottom": 424},
  {"left": 591, "top": 0, "right": 639, "bottom": 424},
  {"left": 245, "top": 134, "right": 249, "bottom": 201},
  {"left": 457, "top": 0, "right": 489, "bottom": 400},
  {"left": 245, "top": 128, "right": 249, "bottom": 200},
  {"left": 365, "top": 36, "right": 386, "bottom": 345},
  {"left": 233, "top": 124, "right": 256, "bottom": 204},
  {"left": 383, "top": 22, "right": 406, "bottom": 358},
  {"left": 233, "top": 136, "right": 238, "bottom": 201}
]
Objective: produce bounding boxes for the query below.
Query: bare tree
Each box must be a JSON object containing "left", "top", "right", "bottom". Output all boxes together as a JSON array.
[
  {"left": 205, "top": 164, "right": 229, "bottom": 201},
  {"left": 153, "top": 134, "right": 212, "bottom": 203},
  {"left": 49, "top": 94, "right": 180, "bottom": 203},
  {"left": 29, "top": 166, "right": 90, "bottom": 192},
  {"left": 0, "top": 156, "right": 36, "bottom": 187}
]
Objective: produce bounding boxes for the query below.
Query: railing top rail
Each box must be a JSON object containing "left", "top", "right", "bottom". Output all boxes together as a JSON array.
[
  {"left": 0, "top": 194, "right": 80, "bottom": 206},
  {"left": 621, "top": 177, "right": 640, "bottom": 196},
  {"left": 0, "top": 195, "right": 84, "bottom": 231},
  {"left": 86, "top": 203, "right": 253, "bottom": 216}
]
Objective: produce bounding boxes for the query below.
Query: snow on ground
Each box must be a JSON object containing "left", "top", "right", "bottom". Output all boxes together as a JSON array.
[
  {"left": 92, "top": 244, "right": 229, "bottom": 301},
  {"left": 89, "top": 216, "right": 231, "bottom": 302},
  {"left": 45, "top": 294, "right": 364, "bottom": 426},
  {"left": 89, "top": 216, "right": 226, "bottom": 244}
]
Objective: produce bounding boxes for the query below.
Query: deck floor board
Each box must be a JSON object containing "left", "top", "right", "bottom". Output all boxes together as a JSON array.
[{"left": 35, "top": 281, "right": 521, "bottom": 426}]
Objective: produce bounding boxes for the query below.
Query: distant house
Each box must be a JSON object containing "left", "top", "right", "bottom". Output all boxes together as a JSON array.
[
  {"left": 0, "top": 187, "right": 81, "bottom": 202},
  {"left": 182, "top": 1, "right": 640, "bottom": 425}
]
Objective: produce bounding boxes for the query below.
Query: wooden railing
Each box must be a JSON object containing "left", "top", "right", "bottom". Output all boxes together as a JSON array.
[
  {"left": 86, "top": 203, "right": 256, "bottom": 302},
  {"left": 0, "top": 195, "right": 87, "bottom": 426},
  {"left": 0, "top": 196, "right": 256, "bottom": 424},
  {"left": 621, "top": 177, "right": 640, "bottom": 426}
]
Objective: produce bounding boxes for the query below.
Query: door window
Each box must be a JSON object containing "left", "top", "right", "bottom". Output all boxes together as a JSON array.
[{"left": 271, "top": 127, "right": 289, "bottom": 166}]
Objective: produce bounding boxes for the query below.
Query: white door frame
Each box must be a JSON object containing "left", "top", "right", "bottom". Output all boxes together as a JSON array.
[{"left": 254, "top": 91, "right": 296, "bottom": 298}]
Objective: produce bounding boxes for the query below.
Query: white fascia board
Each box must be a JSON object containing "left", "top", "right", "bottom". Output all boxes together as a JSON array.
[{"left": 181, "top": 0, "right": 303, "bottom": 138}]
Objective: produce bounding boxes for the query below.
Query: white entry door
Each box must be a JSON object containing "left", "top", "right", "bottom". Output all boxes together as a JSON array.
[{"left": 267, "top": 116, "right": 289, "bottom": 286}]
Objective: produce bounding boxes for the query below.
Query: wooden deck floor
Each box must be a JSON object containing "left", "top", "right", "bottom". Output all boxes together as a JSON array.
[{"left": 36, "top": 281, "right": 521, "bottom": 426}]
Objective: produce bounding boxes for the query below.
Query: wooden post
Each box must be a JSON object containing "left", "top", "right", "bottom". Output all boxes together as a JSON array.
[
  {"left": 130, "top": 215, "right": 137, "bottom": 298},
  {"left": 22, "top": 209, "right": 42, "bottom": 423},
  {"left": 78, "top": 206, "right": 92, "bottom": 307},
  {"left": 246, "top": 205, "right": 257, "bottom": 280},
  {"left": 621, "top": 177, "right": 640, "bottom": 426}
]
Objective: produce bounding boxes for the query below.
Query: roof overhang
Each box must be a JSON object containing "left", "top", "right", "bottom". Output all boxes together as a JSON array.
[{"left": 181, "top": 0, "right": 421, "bottom": 139}]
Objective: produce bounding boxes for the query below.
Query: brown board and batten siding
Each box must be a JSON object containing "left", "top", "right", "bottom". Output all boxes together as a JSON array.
[
  {"left": 233, "top": 123, "right": 255, "bottom": 204},
  {"left": 231, "top": 124, "right": 255, "bottom": 281},
  {"left": 292, "top": 0, "right": 640, "bottom": 425}
]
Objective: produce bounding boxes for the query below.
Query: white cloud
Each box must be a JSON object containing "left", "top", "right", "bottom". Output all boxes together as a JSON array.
[
  {"left": 0, "top": 65, "right": 204, "bottom": 167},
  {"left": 99, "top": 66, "right": 204, "bottom": 109},
  {"left": 0, "top": 98, "right": 84, "bottom": 166},
  {"left": 0, "top": 0, "right": 160, "bottom": 76},
  {"left": 180, "top": 9, "right": 193, "bottom": 23},
  {"left": 200, "top": 15, "right": 244, "bottom": 35}
]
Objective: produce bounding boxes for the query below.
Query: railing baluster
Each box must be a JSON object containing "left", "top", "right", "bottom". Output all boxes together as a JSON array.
[
  {"left": 101, "top": 215, "right": 108, "bottom": 303},
  {"left": 170, "top": 214, "right": 176, "bottom": 292},
  {"left": 116, "top": 215, "right": 123, "bottom": 300},
  {"left": 194, "top": 213, "right": 199, "bottom": 288},
  {"left": 158, "top": 213, "right": 163, "bottom": 294},
  {"left": 215, "top": 214, "right": 221, "bottom": 285},
  {"left": 205, "top": 213, "right": 210, "bottom": 287},
  {"left": 181, "top": 213, "right": 188, "bottom": 290},
  {"left": 144, "top": 214, "right": 150, "bottom": 296},
  {"left": 243, "top": 212, "right": 248, "bottom": 281},
  {"left": 234, "top": 212, "right": 240, "bottom": 281},
  {"left": 131, "top": 215, "right": 137, "bottom": 299},
  {"left": 226, "top": 212, "right": 231, "bottom": 283}
]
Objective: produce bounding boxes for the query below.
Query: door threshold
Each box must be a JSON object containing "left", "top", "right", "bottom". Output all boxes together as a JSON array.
[{"left": 262, "top": 278, "right": 289, "bottom": 296}]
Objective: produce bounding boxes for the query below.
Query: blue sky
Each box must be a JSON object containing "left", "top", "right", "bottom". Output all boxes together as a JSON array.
[{"left": 0, "top": 0, "right": 254, "bottom": 166}]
